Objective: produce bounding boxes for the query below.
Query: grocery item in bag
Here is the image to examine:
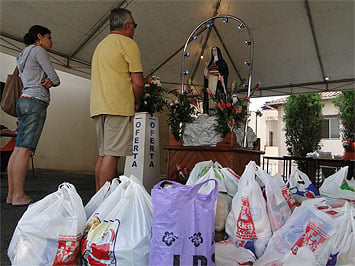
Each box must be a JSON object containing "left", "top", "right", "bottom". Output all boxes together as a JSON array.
[{"left": 82, "top": 176, "right": 152, "bottom": 266}]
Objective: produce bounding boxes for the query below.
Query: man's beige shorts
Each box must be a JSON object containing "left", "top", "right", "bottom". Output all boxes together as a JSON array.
[{"left": 94, "top": 115, "right": 133, "bottom": 157}]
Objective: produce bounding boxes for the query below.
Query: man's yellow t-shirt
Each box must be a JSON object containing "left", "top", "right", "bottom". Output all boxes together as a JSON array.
[{"left": 90, "top": 34, "right": 143, "bottom": 117}]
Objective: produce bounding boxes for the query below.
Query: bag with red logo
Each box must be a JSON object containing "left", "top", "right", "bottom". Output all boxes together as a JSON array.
[
  {"left": 256, "top": 168, "right": 296, "bottom": 233},
  {"left": 8, "top": 183, "right": 86, "bottom": 265},
  {"left": 82, "top": 175, "right": 152, "bottom": 266},
  {"left": 225, "top": 161, "right": 272, "bottom": 259},
  {"left": 255, "top": 198, "right": 337, "bottom": 266},
  {"left": 288, "top": 169, "right": 320, "bottom": 203}
]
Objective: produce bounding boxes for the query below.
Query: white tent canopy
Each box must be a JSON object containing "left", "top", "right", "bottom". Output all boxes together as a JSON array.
[{"left": 1, "top": 0, "right": 354, "bottom": 97}]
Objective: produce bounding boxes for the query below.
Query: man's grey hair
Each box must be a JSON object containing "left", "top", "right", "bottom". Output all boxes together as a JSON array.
[{"left": 110, "top": 8, "right": 133, "bottom": 31}]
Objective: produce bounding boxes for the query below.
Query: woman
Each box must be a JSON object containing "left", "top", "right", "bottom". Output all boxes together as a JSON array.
[{"left": 6, "top": 25, "right": 60, "bottom": 206}]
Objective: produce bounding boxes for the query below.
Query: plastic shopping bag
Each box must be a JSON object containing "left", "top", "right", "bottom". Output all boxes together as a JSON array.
[
  {"left": 84, "top": 178, "right": 120, "bottom": 219},
  {"left": 312, "top": 198, "right": 355, "bottom": 265},
  {"left": 225, "top": 161, "right": 272, "bottom": 258},
  {"left": 288, "top": 169, "right": 320, "bottom": 202},
  {"left": 215, "top": 240, "right": 256, "bottom": 265},
  {"left": 319, "top": 166, "right": 355, "bottom": 200},
  {"left": 186, "top": 161, "right": 227, "bottom": 193},
  {"left": 255, "top": 198, "right": 337, "bottom": 266},
  {"left": 186, "top": 162, "right": 230, "bottom": 233},
  {"left": 82, "top": 175, "right": 152, "bottom": 266},
  {"left": 149, "top": 179, "right": 218, "bottom": 266},
  {"left": 336, "top": 208, "right": 355, "bottom": 265},
  {"left": 219, "top": 167, "right": 240, "bottom": 197},
  {"left": 256, "top": 167, "right": 296, "bottom": 233},
  {"left": 8, "top": 183, "right": 86, "bottom": 266}
]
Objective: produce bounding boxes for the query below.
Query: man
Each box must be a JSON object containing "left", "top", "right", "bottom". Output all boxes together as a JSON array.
[{"left": 90, "top": 8, "right": 144, "bottom": 191}]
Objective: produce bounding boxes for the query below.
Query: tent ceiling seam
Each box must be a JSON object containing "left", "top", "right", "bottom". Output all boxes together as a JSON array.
[
  {"left": 304, "top": 0, "right": 326, "bottom": 80},
  {"left": 69, "top": 0, "right": 128, "bottom": 59}
]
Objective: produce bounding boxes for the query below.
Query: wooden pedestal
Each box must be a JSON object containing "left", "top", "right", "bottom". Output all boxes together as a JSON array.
[{"left": 164, "top": 132, "right": 264, "bottom": 178}]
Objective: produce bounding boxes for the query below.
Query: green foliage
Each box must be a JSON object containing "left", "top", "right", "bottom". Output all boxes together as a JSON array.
[
  {"left": 331, "top": 91, "right": 355, "bottom": 141},
  {"left": 213, "top": 95, "right": 248, "bottom": 138},
  {"left": 167, "top": 89, "right": 196, "bottom": 142},
  {"left": 207, "top": 79, "right": 249, "bottom": 138},
  {"left": 283, "top": 94, "right": 323, "bottom": 158},
  {"left": 138, "top": 76, "right": 166, "bottom": 115}
]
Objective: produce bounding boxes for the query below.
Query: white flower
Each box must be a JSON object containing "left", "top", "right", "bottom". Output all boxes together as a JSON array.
[{"left": 232, "top": 94, "right": 239, "bottom": 104}]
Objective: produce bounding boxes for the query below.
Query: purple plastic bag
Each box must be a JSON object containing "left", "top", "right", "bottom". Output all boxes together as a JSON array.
[{"left": 149, "top": 179, "right": 218, "bottom": 266}]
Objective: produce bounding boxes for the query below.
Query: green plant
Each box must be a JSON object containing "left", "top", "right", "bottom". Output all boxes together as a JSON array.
[
  {"left": 331, "top": 91, "right": 355, "bottom": 141},
  {"left": 137, "top": 75, "right": 166, "bottom": 115},
  {"left": 167, "top": 88, "right": 197, "bottom": 142},
  {"left": 283, "top": 94, "right": 323, "bottom": 172}
]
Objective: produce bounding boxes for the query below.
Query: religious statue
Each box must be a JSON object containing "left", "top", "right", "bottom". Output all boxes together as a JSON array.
[{"left": 203, "top": 46, "right": 229, "bottom": 114}]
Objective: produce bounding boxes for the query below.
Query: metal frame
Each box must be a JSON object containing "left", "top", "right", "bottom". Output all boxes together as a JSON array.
[{"left": 181, "top": 15, "right": 254, "bottom": 147}]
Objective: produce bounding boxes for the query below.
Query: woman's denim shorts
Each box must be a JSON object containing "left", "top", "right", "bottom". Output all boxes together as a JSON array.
[{"left": 16, "top": 96, "right": 48, "bottom": 151}]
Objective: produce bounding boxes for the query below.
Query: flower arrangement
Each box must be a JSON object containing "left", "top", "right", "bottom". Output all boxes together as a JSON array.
[
  {"left": 208, "top": 80, "right": 250, "bottom": 137},
  {"left": 167, "top": 84, "right": 199, "bottom": 142},
  {"left": 137, "top": 75, "right": 166, "bottom": 115}
]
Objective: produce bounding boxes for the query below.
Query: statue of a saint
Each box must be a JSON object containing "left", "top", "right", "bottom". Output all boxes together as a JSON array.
[{"left": 203, "top": 46, "right": 229, "bottom": 114}]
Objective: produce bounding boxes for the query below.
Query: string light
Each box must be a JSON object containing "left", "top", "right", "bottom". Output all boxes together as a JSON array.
[
  {"left": 237, "top": 23, "right": 244, "bottom": 30},
  {"left": 206, "top": 23, "right": 212, "bottom": 28},
  {"left": 184, "top": 52, "right": 190, "bottom": 57},
  {"left": 222, "top": 17, "right": 228, "bottom": 23},
  {"left": 245, "top": 40, "right": 251, "bottom": 45},
  {"left": 200, "top": 55, "right": 204, "bottom": 59},
  {"left": 243, "top": 61, "right": 250, "bottom": 66},
  {"left": 184, "top": 70, "right": 189, "bottom": 75},
  {"left": 192, "top": 35, "right": 198, "bottom": 40},
  {"left": 324, "top": 76, "right": 330, "bottom": 81}
]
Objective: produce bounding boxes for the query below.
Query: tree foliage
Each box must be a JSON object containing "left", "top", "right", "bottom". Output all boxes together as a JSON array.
[
  {"left": 283, "top": 94, "right": 323, "bottom": 157},
  {"left": 331, "top": 91, "right": 355, "bottom": 141}
]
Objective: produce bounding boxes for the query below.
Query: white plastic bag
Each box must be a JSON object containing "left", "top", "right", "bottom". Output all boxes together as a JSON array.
[
  {"left": 84, "top": 178, "right": 120, "bottom": 219},
  {"left": 8, "top": 183, "right": 86, "bottom": 266},
  {"left": 256, "top": 167, "right": 296, "bottom": 233},
  {"left": 319, "top": 166, "right": 355, "bottom": 200},
  {"left": 281, "top": 247, "right": 319, "bottom": 266},
  {"left": 219, "top": 167, "right": 240, "bottom": 196},
  {"left": 225, "top": 161, "right": 272, "bottom": 258},
  {"left": 187, "top": 161, "right": 239, "bottom": 196},
  {"left": 337, "top": 208, "right": 355, "bottom": 265},
  {"left": 256, "top": 198, "right": 337, "bottom": 266},
  {"left": 215, "top": 240, "right": 256, "bottom": 266},
  {"left": 82, "top": 175, "right": 152, "bottom": 266},
  {"left": 186, "top": 160, "right": 227, "bottom": 194},
  {"left": 288, "top": 169, "right": 320, "bottom": 203}
]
